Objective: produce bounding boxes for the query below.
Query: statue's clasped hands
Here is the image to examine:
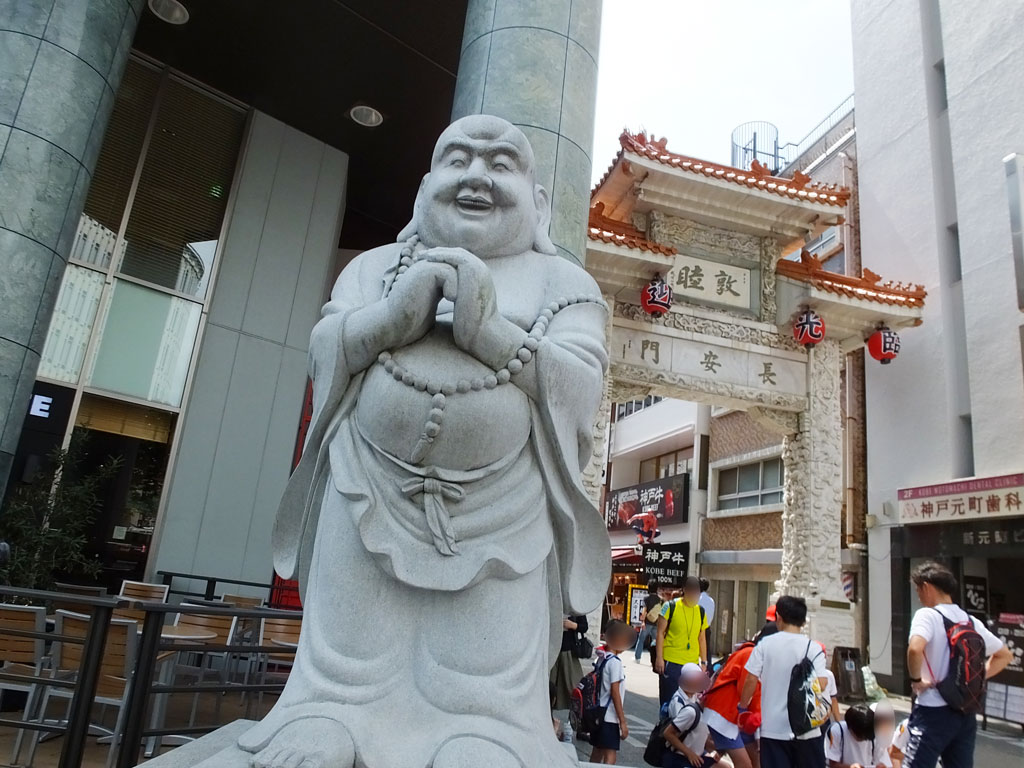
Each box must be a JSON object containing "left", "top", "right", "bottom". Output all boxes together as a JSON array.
[{"left": 421, "top": 247, "right": 516, "bottom": 366}]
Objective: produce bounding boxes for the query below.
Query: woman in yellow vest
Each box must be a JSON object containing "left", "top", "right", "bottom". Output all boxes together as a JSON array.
[{"left": 654, "top": 576, "right": 709, "bottom": 704}]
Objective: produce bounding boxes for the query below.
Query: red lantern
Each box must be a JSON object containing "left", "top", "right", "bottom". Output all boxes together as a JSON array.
[
  {"left": 867, "top": 326, "right": 900, "bottom": 364},
  {"left": 792, "top": 308, "right": 826, "bottom": 348},
  {"left": 641, "top": 276, "right": 673, "bottom": 316}
]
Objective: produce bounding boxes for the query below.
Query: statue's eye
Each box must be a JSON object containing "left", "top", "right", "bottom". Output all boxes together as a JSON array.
[
  {"left": 492, "top": 155, "right": 514, "bottom": 172},
  {"left": 447, "top": 152, "right": 469, "bottom": 168}
]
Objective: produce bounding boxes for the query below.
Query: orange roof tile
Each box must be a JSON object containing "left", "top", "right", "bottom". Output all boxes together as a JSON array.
[
  {"left": 587, "top": 202, "right": 677, "bottom": 256},
  {"left": 776, "top": 250, "right": 926, "bottom": 308},
  {"left": 594, "top": 131, "right": 851, "bottom": 208}
]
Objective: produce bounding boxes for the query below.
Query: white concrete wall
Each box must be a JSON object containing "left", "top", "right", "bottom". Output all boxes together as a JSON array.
[
  {"left": 149, "top": 112, "right": 348, "bottom": 592},
  {"left": 610, "top": 398, "right": 696, "bottom": 462},
  {"left": 853, "top": 0, "right": 1024, "bottom": 676}
]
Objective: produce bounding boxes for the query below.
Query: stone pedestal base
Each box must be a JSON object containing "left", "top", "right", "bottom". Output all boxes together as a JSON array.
[{"left": 135, "top": 720, "right": 614, "bottom": 767}]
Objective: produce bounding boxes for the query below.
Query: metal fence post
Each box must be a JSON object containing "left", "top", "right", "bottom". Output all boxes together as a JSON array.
[
  {"left": 114, "top": 607, "right": 163, "bottom": 768},
  {"left": 58, "top": 604, "right": 113, "bottom": 768}
]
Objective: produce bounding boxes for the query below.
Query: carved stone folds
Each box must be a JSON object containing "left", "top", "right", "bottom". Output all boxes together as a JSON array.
[{"left": 777, "top": 339, "right": 844, "bottom": 601}]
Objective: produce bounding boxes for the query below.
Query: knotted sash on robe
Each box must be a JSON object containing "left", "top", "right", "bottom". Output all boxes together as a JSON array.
[{"left": 272, "top": 242, "right": 611, "bottom": 661}]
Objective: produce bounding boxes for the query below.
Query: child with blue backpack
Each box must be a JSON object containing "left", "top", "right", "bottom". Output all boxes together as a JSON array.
[{"left": 588, "top": 620, "right": 634, "bottom": 765}]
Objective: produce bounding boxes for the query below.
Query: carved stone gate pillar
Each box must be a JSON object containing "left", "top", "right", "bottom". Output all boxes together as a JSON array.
[
  {"left": 778, "top": 339, "right": 843, "bottom": 600},
  {"left": 777, "top": 339, "right": 854, "bottom": 648}
]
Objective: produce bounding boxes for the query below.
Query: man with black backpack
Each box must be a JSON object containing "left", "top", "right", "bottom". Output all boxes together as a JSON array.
[
  {"left": 738, "top": 595, "right": 829, "bottom": 768},
  {"left": 903, "top": 562, "right": 1010, "bottom": 768}
]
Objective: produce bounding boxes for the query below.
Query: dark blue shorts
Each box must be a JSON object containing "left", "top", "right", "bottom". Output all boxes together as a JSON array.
[
  {"left": 709, "top": 726, "right": 745, "bottom": 751},
  {"left": 589, "top": 721, "right": 621, "bottom": 750}
]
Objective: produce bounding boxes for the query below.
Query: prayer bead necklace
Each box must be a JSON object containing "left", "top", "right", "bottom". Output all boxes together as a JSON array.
[{"left": 378, "top": 237, "right": 606, "bottom": 464}]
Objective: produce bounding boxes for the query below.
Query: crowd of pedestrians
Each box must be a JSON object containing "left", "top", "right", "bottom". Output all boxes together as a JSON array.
[{"left": 564, "top": 562, "right": 1012, "bottom": 768}]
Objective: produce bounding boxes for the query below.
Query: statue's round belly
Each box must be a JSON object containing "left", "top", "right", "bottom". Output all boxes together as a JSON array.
[{"left": 355, "top": 332, "right": 532, "bottom": 470}]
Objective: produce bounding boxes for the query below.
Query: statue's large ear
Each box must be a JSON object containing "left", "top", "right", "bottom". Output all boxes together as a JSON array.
[
  {"left": 533, "top": 183, "right": 556, "bottom": 255},
  {"left": 397, "top": 174, "right": 430, "bottom": 242}
]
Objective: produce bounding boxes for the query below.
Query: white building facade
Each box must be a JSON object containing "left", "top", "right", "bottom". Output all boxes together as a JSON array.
[{"left": 854, "top": 0, "right": 1024, "bottom": 702}]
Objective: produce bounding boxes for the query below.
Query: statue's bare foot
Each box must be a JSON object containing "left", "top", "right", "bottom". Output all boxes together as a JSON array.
[
  {"left": 431, "top": 736, "right": 524, "bottom": 768},
  {"left": 249, "top": 717, "right": 355, "bottom": 768}
]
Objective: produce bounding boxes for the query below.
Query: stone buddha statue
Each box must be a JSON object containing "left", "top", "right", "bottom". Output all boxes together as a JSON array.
[{"left": 232, "top": 115, "right": 610, "bottom": 768}]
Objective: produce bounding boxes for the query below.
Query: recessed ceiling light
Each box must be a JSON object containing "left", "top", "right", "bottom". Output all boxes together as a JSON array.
[
  {"left": 349, "top": 105, "right": 384, "bottom": 128},
  {"left": 148, "top": 0, "right": 189, "bottom": 25}
]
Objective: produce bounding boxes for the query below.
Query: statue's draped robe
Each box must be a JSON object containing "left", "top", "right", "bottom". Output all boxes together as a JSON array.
[{"left": 239, "top": 243, "right": 610, "bottom": 765}]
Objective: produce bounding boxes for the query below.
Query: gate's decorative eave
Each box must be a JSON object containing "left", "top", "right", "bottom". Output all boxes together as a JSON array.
[{"left": 592, "top": 131, "right": 850, "bottom": 244}]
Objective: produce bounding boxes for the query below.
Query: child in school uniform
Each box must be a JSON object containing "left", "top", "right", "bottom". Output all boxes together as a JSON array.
[
  {"left": 589, "top": 621, "right": 635, "bottom": 765},
  {"left": 662, "top": 663, "right": 725, "bottom": 768}
]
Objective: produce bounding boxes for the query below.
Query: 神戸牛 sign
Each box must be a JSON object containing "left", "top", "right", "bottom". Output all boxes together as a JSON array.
[
  {"left": 604, "top": 475, "right": 689, "bottom": 535},
  {"left": 897, "top": 473, "right": 1024, "bottom": 525},
  {"left": 642, "top": 542, "right": 690, "bottom": 588}
]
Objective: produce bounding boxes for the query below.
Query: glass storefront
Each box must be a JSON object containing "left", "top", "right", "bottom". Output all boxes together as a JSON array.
[{"left": 11, "top": 56, "right": 248, "bottom": 588}]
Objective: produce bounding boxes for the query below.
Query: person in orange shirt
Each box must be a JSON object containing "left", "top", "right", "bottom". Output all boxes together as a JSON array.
[{"left": 701, "top": 623, "right": 779, "bottom": 768}]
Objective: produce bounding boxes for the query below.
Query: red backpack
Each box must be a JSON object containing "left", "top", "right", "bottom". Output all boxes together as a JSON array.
[{"left": 926, "top": 608, "right": 987, "bottom": 714}]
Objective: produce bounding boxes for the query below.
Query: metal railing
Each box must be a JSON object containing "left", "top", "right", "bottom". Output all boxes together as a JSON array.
[
  {"left": 0, "top": 585, "right": 302, "bottom": 768},
  {"left": 778, "top": 93, "right": 856, "bottom": 171},
  {"left": 156, "top": 569, "right": 299, "bottom": 607}
]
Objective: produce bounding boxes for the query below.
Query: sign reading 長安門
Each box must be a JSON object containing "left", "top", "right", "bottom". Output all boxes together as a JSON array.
[{"left": 897, "top": 473, "right": 1024, "bottom": 525}]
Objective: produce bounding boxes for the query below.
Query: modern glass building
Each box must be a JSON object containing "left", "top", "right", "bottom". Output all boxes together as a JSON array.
[{"left": 0, "top": 0, "right": 604, "bottom": 592}]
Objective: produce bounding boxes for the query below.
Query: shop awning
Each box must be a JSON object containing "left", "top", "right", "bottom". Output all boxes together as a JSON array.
[{"left": 611, "top": 547, "right": 643, "bottom": 564}]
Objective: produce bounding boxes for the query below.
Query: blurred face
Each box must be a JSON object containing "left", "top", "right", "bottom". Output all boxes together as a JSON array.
[
  {"left": 683, "top": 583, "right": 700, "bottom": 605},
  {"left": 417, "top": 117, "right": 541, "bottom": 257}
]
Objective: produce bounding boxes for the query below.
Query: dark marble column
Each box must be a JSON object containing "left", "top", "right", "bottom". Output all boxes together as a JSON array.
[
  {"left": 0, "top": 0, "right": 144, "bottom": 499},
  {"left": 452, "top": 0, "right": 602, "bottom": 267}
]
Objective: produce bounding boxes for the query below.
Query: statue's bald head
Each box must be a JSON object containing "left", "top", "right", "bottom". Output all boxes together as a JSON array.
[
  {"left": 431, "top": 115, "right": 536, "bottom": 177},
  {"left": 400, "top": 114, "right": 555, "bottom": 257}
]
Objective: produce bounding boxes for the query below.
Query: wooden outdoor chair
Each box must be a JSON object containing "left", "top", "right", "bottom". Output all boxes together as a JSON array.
[
  {"left": 114, "top": 580, "right": 169, "bottom": 624},
  {"left": 0, "top": 604, "right": 49, "bottom": 765},
  {"left": 52, "top": 582, "right": 107, "bottom": 617},
  {"left": 28, "top": 611, "right": 138, "bottom": 768},
  {"left": 172, "top": 603, "right": 237, "bottom": 725},
  {"left": 254, "top": 615, "right": 302, "bottom": 709}
]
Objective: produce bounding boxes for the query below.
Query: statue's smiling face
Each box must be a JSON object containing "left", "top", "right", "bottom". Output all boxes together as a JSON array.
[{"left": 417, "top": 117, "right": 543, "bottom": 257}]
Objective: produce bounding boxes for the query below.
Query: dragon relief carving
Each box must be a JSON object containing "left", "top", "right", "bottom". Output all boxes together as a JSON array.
[
  {"left": 648, "top": 212, "right": 761, "bottom": 263},
  {"left": 777, "top": 339, "right": 844, "bottom": 602}
]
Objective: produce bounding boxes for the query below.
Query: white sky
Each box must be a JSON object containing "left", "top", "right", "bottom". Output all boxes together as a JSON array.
[{"left": 591, "top": 0, "right": 855, "bottom": 180}]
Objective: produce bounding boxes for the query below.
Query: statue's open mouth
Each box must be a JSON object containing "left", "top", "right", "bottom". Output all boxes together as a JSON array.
[{"left": 455, "top": 195, "right": 493, "bottom": 214}]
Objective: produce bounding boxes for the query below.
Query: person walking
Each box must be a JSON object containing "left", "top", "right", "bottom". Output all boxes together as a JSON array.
[
  {"left": 739, "top": 595, "right": 828, "bottom": 768},
  {"left": 655, "top": 576, "right": 709, "bottom": 704},
  {"left": 636, "top": 582, "right": 665, "bottom": 664},
  {"left": 698, "top": 578, "right": 716, "bottom": 658},
  {"left": 903, "top": 562, "right": 1011, "bottom": 768},
  {"left": 550, "top": 614, "right": 589, "bottom": 709}
]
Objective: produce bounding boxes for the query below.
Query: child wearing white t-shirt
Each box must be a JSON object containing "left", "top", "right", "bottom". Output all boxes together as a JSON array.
[
  {"left": 888, "top": 718, "right": 910, "bottom": 768},
  {"left": 589, "top": 621, "right": 634, "bottom": 765},
  {"left": 825, "top": 703, "right": 892, "bottom": 768}
]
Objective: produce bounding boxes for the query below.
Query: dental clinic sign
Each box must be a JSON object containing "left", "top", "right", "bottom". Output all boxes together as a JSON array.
[{"left": 898, "top": 473, "right": 1024, "bottom": 524}]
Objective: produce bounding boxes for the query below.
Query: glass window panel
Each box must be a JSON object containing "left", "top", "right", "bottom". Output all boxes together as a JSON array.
[
  {"left": 760, "top": 490, "right": 783, "bottom": 505},
  {"left": 76, "top": 61, "right": 162, "bottom": 267},
  {"left": 639, "top": 458, "right": 657, "bottom": 484},
  {"left": 738, "top": 462, "right": 761, "bottom": 493},
  {"left": 718, "top": 468, "right": 737, "bottom": 496},
  {"left": 119, "top": 78, "right": 245, "bottom": 297},
  {"left": 37, "top": 266, "right": 106, "bottom": 384},
  {"left": 88, "top": 279, "right": 201, "bottom": 406},
  {"left": 738, "top": 494, "right": 761, "bottom": 508},
  {"left": 762, "top": 458, "right": 782, "bottom": 489},
  {"left": 718, "top": 497, "right": 739, "bottom": 510}
]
